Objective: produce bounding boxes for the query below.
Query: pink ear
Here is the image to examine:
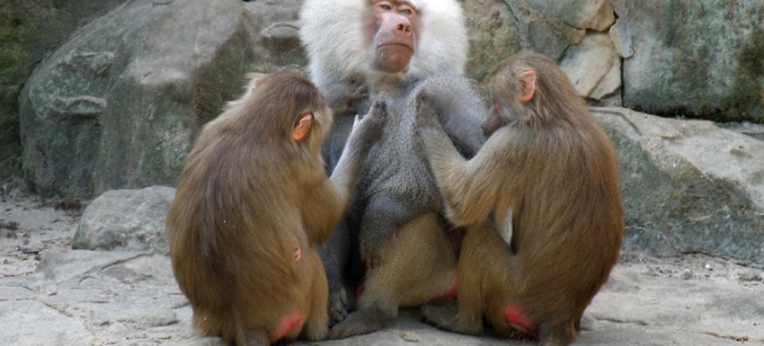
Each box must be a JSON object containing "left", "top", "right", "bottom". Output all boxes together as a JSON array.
[
  {"left": 251, "top": 77, "right": 266, "bottom": 92},
  {"left": 519, "top": 71, "right": 536, "bottom": 102},
  {"left": 292, "top": 113, "right": 313, "bottom": 141}
]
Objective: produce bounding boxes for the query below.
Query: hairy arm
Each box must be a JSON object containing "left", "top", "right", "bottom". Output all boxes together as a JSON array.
[
  {"left": 309, "top": 102, "right": 386, "bottom": 245},
  {"left": 417, "top": 98, "right": 513, "bottom": 227},
  {"left": 418, "top": 77, "right": 487, "bottom": 158}
]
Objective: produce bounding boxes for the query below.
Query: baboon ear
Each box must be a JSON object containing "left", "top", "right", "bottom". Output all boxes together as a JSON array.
[
  {"left": 247, "top": 74, "right": 269, "bottom": 94},
  {"left": 292, "top": 113, "right": 313, "bottom": 141},
  {"left": 252, "top": 77, "right": 265, "bottom": 89},
  {"left": 518, "top": 70, "right": 536, "bottom": 102}
]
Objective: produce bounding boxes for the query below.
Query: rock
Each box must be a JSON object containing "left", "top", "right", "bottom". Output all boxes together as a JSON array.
[
  {"left": 523, "top": 0, "right": 615, "bottom": 31},
  {"left": 243, "top": 0, "right": 308, "bottom": 73},
  {"left": 19, "top": 0, "right": 258, "bottom": 199},
  {"left": 720, "top": 122, "right": 764, "bottom": 142},
  {"left": 462, "top": 0, "right": 524, "bottom": 81},
  {"left": 608, "top": 0, "right": 633, "bottom": 59},
  {"left": 593, "top": 107, "right": 764, "bottom": 266},
  {"left": 622, "top": 1, "right": 764, "bottom": 122},
  {"left": 560, "top": 32, "right": 619, "bottom": 99},
  {"left": 0, "top": 0, "right": 128, "bottom": 179},
  {"left": 72, "top": 186, "right": 175, "bottom": 254},
  {"left": 0, "top": 300, "right": 95, "bottom": 345},
  {"left": 527, "top": 12, "right": 586, "bottom": 62},
  {"left": 17, "top": 0, "right": 308, "bottom": 199},
  {"left": 589, "top": 56, "right": 621, "bottom": 103}
]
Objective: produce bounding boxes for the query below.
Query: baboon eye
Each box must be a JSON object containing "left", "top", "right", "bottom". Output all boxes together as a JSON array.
[
  {"left": 375, "top": 1, "right": 393, "bottom": 11},
  {"left": 399, "top": 5, "right": 416, "bottom": 17}
]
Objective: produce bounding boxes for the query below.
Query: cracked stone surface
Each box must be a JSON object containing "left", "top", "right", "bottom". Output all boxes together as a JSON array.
[{"left": 1, "top": 185, "right": 762, "bottom": 345}]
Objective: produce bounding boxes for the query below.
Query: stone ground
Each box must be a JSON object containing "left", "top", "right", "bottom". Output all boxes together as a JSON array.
[{"left": 0, "top": 183, "right": 762, "bottom": 346}]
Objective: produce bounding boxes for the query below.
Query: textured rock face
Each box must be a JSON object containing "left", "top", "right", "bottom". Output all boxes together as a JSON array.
[
  {"left": 19, "top": 0, "right": 258, "bottom": 198},
  {"left": 17, "top": 0, "right": 307, "bottom": 199},
  {"left": 593, "top": 108, "right": 764, "bottom": 265},
  {"left": 462, "top": 0, "right": 623, "bottom": 105},
  {"left": 0, "top": 0, "right": 128, "bottom": 179},
  {"left": 621, "top": 0, "right": 764, "bottom": 122},
  {"left": 73, "top": 186, "right": 175, "bottom": 254}
]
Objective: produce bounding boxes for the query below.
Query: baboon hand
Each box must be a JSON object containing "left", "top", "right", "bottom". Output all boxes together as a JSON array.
[
  {"left": 326, "top": 80, "right": 368, "bottom": 114},
  {"left": 354, "top": 101, "right": 387, "bottom": 141}
]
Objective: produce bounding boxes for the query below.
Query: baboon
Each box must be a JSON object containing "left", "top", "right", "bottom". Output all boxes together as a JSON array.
[
  {"left": 418, "top": 52, "right": 624, "bottom": 346},
  {"left": 166, "top": 72, "right": 386, "bottom": 345},
  {"left": 300, "top": 0, "right": 487, "bottom": 337}
]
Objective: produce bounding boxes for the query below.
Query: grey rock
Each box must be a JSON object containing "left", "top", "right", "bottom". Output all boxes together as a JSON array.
[
  {"left": 19, "top": 0, "right": 258, "bottom": 199},
  {"left": 720, "top": 122, "right": 764, "bottom": 142},
  {"left": 0, "top": 300, "right": 95, "bottom": 345},
  {"left": 72, "top": 186, "right": 175, "bottom": 254},
  {"left": 243, "top": 0, "right": 308, "bottom": 73},
  {"left": 261, "top": 22, "right": 302, "bottom": 52},
  {"left": 35, "top": 247, "right": 154, "bottom": 283},
  {"left": 622, "top": 0, "right": 764, "bottom": 122},
  {"left": 560, "top": 32, "right": 619, "bottom": 99},
  {"left": 593, "top": 107, "right": 764, "bottom": 266},
  {"left": 609, "top": 18, "right": 633, "bottom": 59},
  {"left": 462, "top": 0, "right": 524, "bottom": 81},
  {"left": 589, "top": 56, "right": 621, "bottom": 102},
  {"left": 524, "top": 0, "right": 615, "bottom": 31},
  {"left": 527, "top": 12, "right": 586, "bottom": 62},
  {"left": 0, "top": 0, "right": 128, "bottom": 179},
  {"left": 608, "top": 0, "right": 633, "bottom": 58}
]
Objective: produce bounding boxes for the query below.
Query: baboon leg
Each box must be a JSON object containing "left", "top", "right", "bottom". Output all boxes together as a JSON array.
[
  {"left": 318, "top": 218, "right": 354, "bottom": 325},
  {"left": 330, "top": 213, "right": 457, "bottom": 339},
  {"left": 300, "top": 249, "right": 330, "bottom": 341}
]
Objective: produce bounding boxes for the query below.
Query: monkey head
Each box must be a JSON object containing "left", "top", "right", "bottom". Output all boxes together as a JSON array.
[
  {"left": 481, "top": 53, "right": 582, "bottom": 135},
  {"left": 362, "top": 1, "right": 419, "bottom": 73},
  {"left": 480, "top": 60, "right": 536, "bottom": 136},
  {"left": 234, "top": 72, "right": 333, "bottom": 155},
  {"left": 300, "top": 0, "right": 469, "bottom": 90}
]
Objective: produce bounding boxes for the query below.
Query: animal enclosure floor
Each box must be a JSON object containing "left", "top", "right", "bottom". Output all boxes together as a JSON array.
[{"left": 0, "top": 184, "right": 762, "bottom": 345}]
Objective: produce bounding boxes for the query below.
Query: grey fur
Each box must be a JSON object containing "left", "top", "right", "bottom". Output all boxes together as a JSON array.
[{"left": 300, "top": 0, "right": 487, "bottom": 328}]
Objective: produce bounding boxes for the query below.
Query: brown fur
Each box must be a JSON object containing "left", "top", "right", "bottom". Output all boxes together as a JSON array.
[
  {"left": 418, "top": 52, "right": 624, "bottom": 346},
  {"left": 166, "top": 72, "right": 385, "bottom": 345}
]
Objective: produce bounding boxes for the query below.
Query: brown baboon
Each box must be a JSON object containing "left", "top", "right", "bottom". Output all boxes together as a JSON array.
[
  {"left": 418, "top": 52, "right": 624, "bottom": 346},
  {"left": 166, "top": 72, "right": 386, "bottom": 345}
]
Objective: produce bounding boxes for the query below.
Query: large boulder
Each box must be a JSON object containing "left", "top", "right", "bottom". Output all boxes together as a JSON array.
[
  {"left": 73, "top": 186, "right": 175, "bottom": 254},
  {"left": 19, "top": 0, "right": 307, "bottom": 199},
  {"left": 0, "top": 0, "right": 128, "bottom": 179},
  {"left": 594, "top": 107, "right": 764, "bottom": 266},
  {"left": 19, "top": 0, "right": 258, "bottom": 198},
  {"left": 621, "top": 0, "right": 764, "bottom": 122}
]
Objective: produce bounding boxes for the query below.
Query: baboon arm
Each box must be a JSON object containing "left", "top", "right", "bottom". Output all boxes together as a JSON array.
[
  {"left": 422, "top": 127, "right": 515, "bottom": 227},
  {"left": 301, "top": 179, "right": 349, "bottom": 246},
  {"left": 329, "top": 101, "right": 386, "bottom": 200},
  {"left": 420, "top": 79, "right": 487, "bottom": 157},
  {"left": 318, "top": 105, "right": 385, "bottom": 244}
]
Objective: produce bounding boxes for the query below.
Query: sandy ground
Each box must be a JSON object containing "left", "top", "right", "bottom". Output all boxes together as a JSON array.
[
  {"left": 1, "top": 180, "right": 763, "bottom": 345},
  {"left": 0, "top": 180, "right": 83, "bottom": 279}
]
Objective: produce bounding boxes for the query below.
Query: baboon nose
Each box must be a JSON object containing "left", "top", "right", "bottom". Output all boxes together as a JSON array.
[{"left": 395, "top": 23, "right": 413, "bottom": 36}]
